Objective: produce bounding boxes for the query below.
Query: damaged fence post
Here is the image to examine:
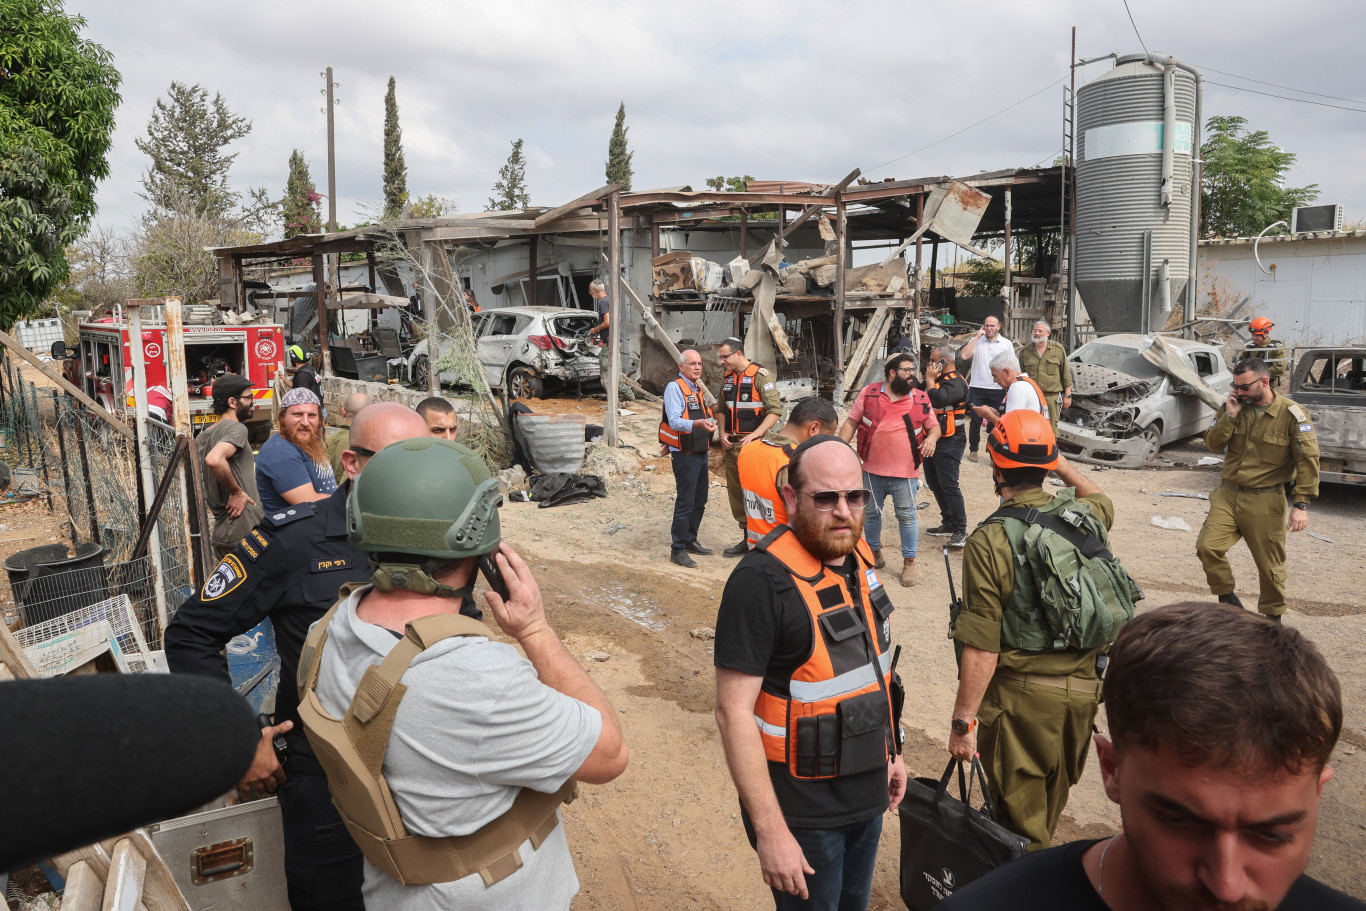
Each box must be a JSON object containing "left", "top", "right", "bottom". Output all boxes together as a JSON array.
[
  {"left": 51, "top": 392, "right": 77, "bottom": 543},
  {"left": 72, "top": 408, "right": 101, "bottom": 546},
  {"left": 605, "top": 188, "right": 622, "bottom": 447}
]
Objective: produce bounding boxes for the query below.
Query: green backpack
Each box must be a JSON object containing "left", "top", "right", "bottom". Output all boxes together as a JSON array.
[{"left": 986, "top": 490, "right": 1143, "bottom": 651}]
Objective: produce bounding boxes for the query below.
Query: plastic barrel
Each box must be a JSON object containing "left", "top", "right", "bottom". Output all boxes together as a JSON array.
[{"left": 4, "top": 542, "right": 109, "bottom": 626}]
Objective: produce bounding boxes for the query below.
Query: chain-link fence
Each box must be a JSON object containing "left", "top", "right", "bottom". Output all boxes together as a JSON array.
[{"left": 0, "top": 354, "right": 196, "bottom": 648}]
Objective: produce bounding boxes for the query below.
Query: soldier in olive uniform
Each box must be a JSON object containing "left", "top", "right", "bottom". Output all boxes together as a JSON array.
[
  {"left": 1016, "top": 321, "right": 1072, "bottom": 435},
  {"left": 716, "top": 337, "right": 784, "bottom": 557},
  {"left": 1241, "top": 317, "right": 1289, "bottom": 387},
  {"left": 948, "top": 411, "right": 1115, "bottom": 851},
  {"left": 1196, "top": 357, "right": 1319, "bottom": 620}
]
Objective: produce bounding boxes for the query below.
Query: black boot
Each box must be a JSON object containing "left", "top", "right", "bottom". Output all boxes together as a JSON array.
[
  {"left": 1217, "top": 592, "right": 1244, "bottom": 609},
  {"left": 670, "top": 549, "right": 697, "bottom": 568}
]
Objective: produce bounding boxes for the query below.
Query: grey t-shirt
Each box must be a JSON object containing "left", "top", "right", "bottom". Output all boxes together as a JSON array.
[
  {"left": 197, "top": 418, "right": 263, "bottom": 547},
  {"left": 314, "top": 587, "right": 601, "bottom": 911},
  {"left": 595, "top": 295, "right": 613, "bottom": 348}
]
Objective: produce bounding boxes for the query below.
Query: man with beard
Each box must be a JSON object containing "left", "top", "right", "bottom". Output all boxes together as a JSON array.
[
  {"left": 838, "top": 353, "right": 940, "bottom": 586},
  {"left": 257, "top": 387, "right": 338, "bottom": 512},
  {"left": 167, "top": 402, "right": 433, "bottom": 911},
  {"left": 1017, "top": 320, "right": 1072, "bottom": 436},
  {"left": 199, "top": 374, "right": 263, "bottom": 560},
  {"left": 1196, "top": 357, "right": 1320, "bottom": 620},
  {"left": 715, "top": 436, "right": 906, "bottom": 909},
  {"left": 938, "top": 602, "right": 1363, "bottom": 911}
]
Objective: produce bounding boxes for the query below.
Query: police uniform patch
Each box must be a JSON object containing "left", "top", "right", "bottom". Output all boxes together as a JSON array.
[
  {"left": 250, "top": 529, "right": 270, "bottom": 550},
  {"left": 202, "top": 555, "right": 248, "bottom": 601},
  {"left": 312, "top": 556, "right": 355, "bottom": 573},
  {"left": 240, "top": 539, "right": 260, "bottom": 562},
  {"left": 263, "top": 503, "right": 315, "bottom": 528}
]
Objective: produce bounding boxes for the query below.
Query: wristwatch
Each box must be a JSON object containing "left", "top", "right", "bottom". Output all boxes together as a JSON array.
[
  {"left": 1293, "top": 502, "right": 1309, "bottom": 511},
  {"left": 951, "top": 718, "right": 977, "bottom": 736}
]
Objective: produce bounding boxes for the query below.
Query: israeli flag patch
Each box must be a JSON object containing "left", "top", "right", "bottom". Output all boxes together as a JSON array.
[
  {"left": 866, "top": 568, "right": 882, "bottom": 590},
  {"left": 1299, "top": 423, "right": 1312, "bottom": 433}
]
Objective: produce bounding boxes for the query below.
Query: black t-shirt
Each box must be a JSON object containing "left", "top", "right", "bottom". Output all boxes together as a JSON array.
[
  {"left": 714, "top": 549, "right": 888, "bottom": 829},
  {"left": 937, "top": 839, "right": 1366, "bottom": 910}
]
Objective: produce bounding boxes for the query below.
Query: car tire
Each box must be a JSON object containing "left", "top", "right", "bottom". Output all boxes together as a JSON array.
[
  {"left": 1139, "top": 423, "right": 1161, "bottom": 461},
  {"left": 412, "top": 354, "right": 430, "bottom": 389},
  {"left": 507, "top": 366, "right": 543, "bottom": 400}
]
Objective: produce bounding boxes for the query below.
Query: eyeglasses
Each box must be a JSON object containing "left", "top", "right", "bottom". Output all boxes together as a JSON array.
[
  {"left": 1231, "top": 379, "right": 1265, "bottom": 392},
  {"left": 895, "top": 366, "right": 917, "bottom": 374},
  {"left": 348, "top": 446, "right": 376, "bottom": 458},
  {"left": 799, "top": 488, "right": 872, "bottom": 511}
]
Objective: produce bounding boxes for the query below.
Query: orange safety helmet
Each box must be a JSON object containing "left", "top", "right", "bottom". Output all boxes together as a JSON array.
[
  {"left": 1249, "top": 317, "right": 1273, "bottom": 334},
  {"left": 988, "top": 410, "right": 1058, "bottom": 470}
]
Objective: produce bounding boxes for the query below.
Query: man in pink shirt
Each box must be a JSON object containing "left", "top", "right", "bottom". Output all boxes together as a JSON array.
[{"left": 838, "top": 353, "right": 941, "bottom": 586}]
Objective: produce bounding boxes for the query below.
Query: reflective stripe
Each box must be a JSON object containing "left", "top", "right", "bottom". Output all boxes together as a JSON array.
[
  {"left": 789, "top": 650, "right": 892, "bottom": 703},
  {"left": 754, "top": 715, "right": 786, "bottom": 739}
]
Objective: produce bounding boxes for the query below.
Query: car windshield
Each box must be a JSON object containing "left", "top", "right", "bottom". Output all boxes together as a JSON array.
[
  {"left": 1071, "top": 342, "right": 1163, "bottom": 381},
  {"left": 549, "top": 314, "right": 597, "bottom": 339}
]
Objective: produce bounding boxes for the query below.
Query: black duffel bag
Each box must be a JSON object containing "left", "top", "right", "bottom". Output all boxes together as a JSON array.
[{"left": 898, "top": 756, "right": 1028, "bottom": 909}]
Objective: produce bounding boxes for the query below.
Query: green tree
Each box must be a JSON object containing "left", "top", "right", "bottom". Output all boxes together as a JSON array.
[
  {"left": 135, "top": 81, "right": 251, "bottom": 219},
  {"left": 604, "top": 101, "right": 633, "bottom": 190},
  {"left": 407, "top": 194, "right": 458, "bottom": 218},
  {"left": 0, "top": 0, "right": 120, "bottom": 327},
  {"left": 382, "top": 76, "right": 408, "bottom": 220},
  {"left": 486, "top": 139, "right": 530, "bottom": 211},
  {"left": 281, "top": 150, "right": 321, "bottom": 239},
  {"left": 958, "top": 256, "right": 1005, "bottom": 297},
  {"left": 705, "top": 175, "right": 753, "bottom": 192},
  {"left": 132, "top": 198, "right": 260, "bottom": 305},
  {"left": 1200, "top": 115, "right": 1318, "bottom": 239}
]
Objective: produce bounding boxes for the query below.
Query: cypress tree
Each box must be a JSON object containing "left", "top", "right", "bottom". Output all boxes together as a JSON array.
[
  {"left": 487, "top": 139, "right": 531, "bottom": 211},
  {"left": 383, "top": 76, "right": 408, "bottom": 220},
  {"left": 605, "top": 101, "right": 633, "bottom": 190},
  {"left": 281, "top": 150, "right": 322, "bottom": 238}
]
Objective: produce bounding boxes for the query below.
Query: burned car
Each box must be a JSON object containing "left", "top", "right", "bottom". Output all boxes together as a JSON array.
[
  {"left": 406, "top": 306, "right": 603, "bottom": 398},
  {"left": 1056, "top": 334, "right": 1232, "bottom": 468}
]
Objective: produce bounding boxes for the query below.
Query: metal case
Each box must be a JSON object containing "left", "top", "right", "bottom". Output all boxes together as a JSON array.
[{"left": 146, "top": 797, "right": 289, "bottom": 910}]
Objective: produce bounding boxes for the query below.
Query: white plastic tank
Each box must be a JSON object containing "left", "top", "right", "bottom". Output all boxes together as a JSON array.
[{"left": 1075, "top": 54, "right": 1196, "bottom": 333}]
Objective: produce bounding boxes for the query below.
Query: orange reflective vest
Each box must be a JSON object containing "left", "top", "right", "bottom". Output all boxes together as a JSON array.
[
  {"left": 722, "top": 362, "right": 766, "bottom": 435},
  {"left": 752, "top": 528, "right": 896, "bottom": 780},
  {"left": 659, "top": 377, "right": 714, "bottom": 453},
  {"left": 738, "top": 439, "right": 794, "bottom": 547},
  {"left": 930, "top": 368, "right": 968, "bottom": 438},
  {"left": 1013, "top": 374, "right": 1050, "bottom": 419}
]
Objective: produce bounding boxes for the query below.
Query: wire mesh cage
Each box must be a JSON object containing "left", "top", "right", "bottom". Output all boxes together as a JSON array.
[{"left": 15, "top": 593, "right": 156, "bottom": 677}]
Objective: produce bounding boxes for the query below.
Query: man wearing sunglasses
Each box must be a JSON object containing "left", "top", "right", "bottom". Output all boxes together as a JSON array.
[
  {"left": 1196, "top": 357, "right": 1320, "bottom": 621},
  {"left": 715, "top": 435, "right": 905, "bottom": 909}
]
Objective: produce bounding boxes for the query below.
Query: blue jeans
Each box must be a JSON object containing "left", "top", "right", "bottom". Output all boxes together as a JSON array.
[
  {"left": 743, "top": 812, "right": 884, "bottom": 911},
  {"left": 670, "top": 450, "right": 710, "bottom": 550},
  {"left": 864, "top": 473, "right": 919, "bottom": 559}
]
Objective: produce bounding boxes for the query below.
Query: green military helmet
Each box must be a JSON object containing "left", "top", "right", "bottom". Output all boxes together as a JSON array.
[{"left": 347, "top": 438, "right": 502, "bottom": 596}]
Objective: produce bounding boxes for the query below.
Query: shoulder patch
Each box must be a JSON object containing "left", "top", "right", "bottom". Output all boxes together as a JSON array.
[
  {"left": 202, "top": 555, "right": 248, "bottom": 601},
  {"left": 1287, "top": 403, "right": 1308, "bottom": 422},
  {"left": 1299, "top": 423, "right": 1313, "bottom": 433},
  {"left": 762, "top": 382, "right": 775, "bottom": 391},
  {"left": 263, "top": 502, "right": 317, "bottom": 528}
]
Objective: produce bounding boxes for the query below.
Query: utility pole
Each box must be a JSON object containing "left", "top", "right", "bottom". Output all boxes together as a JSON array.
[{"left": 321, "top": 67, "right": 339, "bottom": 376}]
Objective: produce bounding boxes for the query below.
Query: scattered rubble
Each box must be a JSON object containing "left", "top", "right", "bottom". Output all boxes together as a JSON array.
[
  {"left": 689, "top": 628, "right": 715, "bottom": 641},
  {"left": 1151, "top": 516, "right": 1192, "bottom": 532},
  {"left": 585, "top": 650, "right": 611, "bottom": 662}
]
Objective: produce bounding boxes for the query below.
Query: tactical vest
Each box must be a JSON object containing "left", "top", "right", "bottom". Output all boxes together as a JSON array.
[
  {"left": 752, "top": 528, "right": 896, "bottom": 780},
  {"left": 981, "top": 490, "right": 1140, "bottom": 652},
  {"left": 659, "top": 377, "right": 714, "bottom": 453},
  {"left": 854, "top": 383, "right": 927, "bottom": 466},
  {"left": 296, "top": 602, "right": 578, "bottom": 887},
  {"left": 930, "top": 369, "right": 967, "bottom": 437},
  {"left": 1013, "top": 374, "right": 1050, "bottom": 419},
  {"left": 738, "top": 439, "right": 793, "bottom": 546},
  {"left": 722, "top": 362, "right": 766, "bottom": 434}
]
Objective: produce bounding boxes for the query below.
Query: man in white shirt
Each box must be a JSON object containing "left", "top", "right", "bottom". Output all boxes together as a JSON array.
[
  {"left": 957, "top": 316, "right": 1013, "bottom": 462},
  {"left": 971, "top": 351, "right": 1048, "bottom": 423}
]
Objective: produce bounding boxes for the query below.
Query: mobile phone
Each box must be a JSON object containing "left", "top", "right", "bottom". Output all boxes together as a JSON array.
[{"left": 477, "top": 553, "right": 510, "bottom": 601}]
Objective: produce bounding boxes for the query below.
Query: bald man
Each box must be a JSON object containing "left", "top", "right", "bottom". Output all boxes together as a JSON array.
[
  {"left": 328, "top": 392, "right": 373, "bottom": 478},
  {"left": 166, "top": 402, "right": 429, "bottom": 911}
]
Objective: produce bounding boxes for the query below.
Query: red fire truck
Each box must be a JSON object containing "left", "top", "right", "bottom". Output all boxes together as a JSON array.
[{"left": 73, "top": 315, "right": 285, "bottom": 433}]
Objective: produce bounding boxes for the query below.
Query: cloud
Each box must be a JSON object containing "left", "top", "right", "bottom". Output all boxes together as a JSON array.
[{"left": 76, "top": 0, "right": 1366, "bottom": 234}]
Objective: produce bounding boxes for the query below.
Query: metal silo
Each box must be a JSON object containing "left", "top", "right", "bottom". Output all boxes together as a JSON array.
[{"left": 1075, "top": 53, "right": 1203, "bottom": 334}]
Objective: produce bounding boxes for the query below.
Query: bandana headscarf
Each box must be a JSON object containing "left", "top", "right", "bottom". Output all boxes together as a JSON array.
[{"left": 280, "top": 387, "right": 321, "bottom": 411}]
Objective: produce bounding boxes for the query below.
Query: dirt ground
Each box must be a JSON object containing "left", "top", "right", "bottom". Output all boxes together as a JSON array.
[
  {"left": 491, "top": 393, "right": 1366, "bottom": 909},
  {"left": 4, "top": 370, "right": 1364, "bottom": 907}
]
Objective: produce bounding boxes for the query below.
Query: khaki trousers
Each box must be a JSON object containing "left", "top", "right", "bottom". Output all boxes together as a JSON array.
[
  {"left": 977, "top": 672, "right": 1100, "bottom": 852},
  {"left": 1196, "top": 482, "right": 1288, "bottom": 616},
  {"left": 723, "top": 444, "right": 746, "bottom": 536}
]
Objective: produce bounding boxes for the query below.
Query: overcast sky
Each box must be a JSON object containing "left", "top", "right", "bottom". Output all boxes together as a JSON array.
[{"left": 74, "top": 0, "right": 1366, "bottom": 237}]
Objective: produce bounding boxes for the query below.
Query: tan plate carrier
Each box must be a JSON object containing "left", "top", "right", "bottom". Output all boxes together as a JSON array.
[{"left": 297, "top": 600, "right": 578, "bottom": 886}]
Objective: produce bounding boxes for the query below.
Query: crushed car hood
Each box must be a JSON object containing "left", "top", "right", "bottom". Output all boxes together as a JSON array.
[{"left": 1070, "top": 363, "right": 1152, "bottom": 397}]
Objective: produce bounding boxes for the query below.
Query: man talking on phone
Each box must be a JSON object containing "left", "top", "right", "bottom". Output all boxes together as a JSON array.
[{"left": 299, "top": 438, "right": 629, "bottom": 910}]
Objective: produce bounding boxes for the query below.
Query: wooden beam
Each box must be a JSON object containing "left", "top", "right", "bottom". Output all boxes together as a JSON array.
[
  {"left": 617, "top": 282, "right": 717, "bottom": 407},
  {"left": 622, "top": 191, "right": 837, "bottom": 207},
  {"left": 0, "top": 329, "right": 133, "bottom": 440},
  {"left": 748, "top": 169, "right": 859, "bottom": 265},
  {"left": 532, "top": 182, "right": 621, "bottom": 228},
  {"left": 103, "top": 837, "right": 148, "bottom": 911},
  {"left": 604, "top": 190, "right": 621, "bottom": 447},
  {"left": 59, "top": 861, "right": 103, "bottom": 911},
  {"left": 0, "top": 618, "right": 39, "bottom": 679},
  {"left": 834, "top": 198, "right": 848, "bottom": 403}
]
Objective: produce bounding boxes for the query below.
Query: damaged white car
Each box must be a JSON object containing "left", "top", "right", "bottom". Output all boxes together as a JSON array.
[{"left": 1056, "top": 334, "right": 1233, "bottom": 468}]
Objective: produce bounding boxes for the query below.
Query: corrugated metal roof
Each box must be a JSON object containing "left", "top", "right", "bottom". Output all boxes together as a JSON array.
[{"left": 1201, "top": 230, "right": 1366, "bottom": 247}]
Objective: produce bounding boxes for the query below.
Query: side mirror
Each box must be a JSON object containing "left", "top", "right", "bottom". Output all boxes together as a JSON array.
[{"left": 49, "top": 340, "right": 71, "bottom": 359}]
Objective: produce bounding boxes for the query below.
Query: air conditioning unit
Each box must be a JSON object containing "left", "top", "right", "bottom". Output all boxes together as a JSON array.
[{"left": 1291, "top": 204, "right": 1343, "bottom": 233}]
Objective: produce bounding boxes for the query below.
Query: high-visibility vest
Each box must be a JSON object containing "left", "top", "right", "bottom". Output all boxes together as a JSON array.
[
  {"left": 1013, "top": 374, "right": 1050, "bottom": 419},
  {"left": 751, "top": 528, "right": 896, "bottom": 780},
  {"left": 930, "top": 369, "right": 968, "bottom": 438},
  {"left": 659, "top": 377, "right": 714, "bottom": 453},
  {"left": 738, "top": 439, "right": 794, "bottom": 547},
  {"left": 722, "top": 362, "right": 766, "bottom": 434}
]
